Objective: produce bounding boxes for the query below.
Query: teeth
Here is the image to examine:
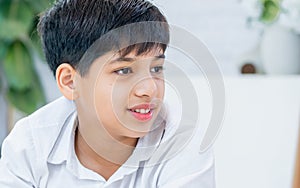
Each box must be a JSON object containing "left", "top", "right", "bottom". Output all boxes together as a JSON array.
[{"left": 133, "top": 109, "right": 150, "bottom": 114}]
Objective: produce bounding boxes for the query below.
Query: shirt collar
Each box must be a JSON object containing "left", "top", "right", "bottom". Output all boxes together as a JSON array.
[
  {"left": 47, "top": 110, "right": 77, "bottom": 165},
  {"left": 30, "top": 97, "right": 76, "bottom": 165}
]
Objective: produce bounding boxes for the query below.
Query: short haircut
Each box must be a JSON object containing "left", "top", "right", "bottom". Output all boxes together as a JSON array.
[{"left": 38, "top": 0, "right": 170, "bottom": 76}]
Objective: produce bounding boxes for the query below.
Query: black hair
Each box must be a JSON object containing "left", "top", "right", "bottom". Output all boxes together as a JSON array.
[{"left": 38, "top": 0, "right": 170, "bottom": 76}]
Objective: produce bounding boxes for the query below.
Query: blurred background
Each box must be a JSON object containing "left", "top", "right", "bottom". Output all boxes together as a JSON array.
[{"left": 0, "top": 0, "right": 300, "bottom": 187}]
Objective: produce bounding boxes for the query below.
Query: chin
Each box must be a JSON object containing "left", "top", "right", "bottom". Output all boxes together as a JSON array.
[{"left": 124, "top": 129, "right": 150, "bottom": 139}]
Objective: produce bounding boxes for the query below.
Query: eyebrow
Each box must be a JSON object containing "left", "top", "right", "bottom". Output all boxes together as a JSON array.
[{"left": 109, "top": 54, "right": 165, "bottom": 64}]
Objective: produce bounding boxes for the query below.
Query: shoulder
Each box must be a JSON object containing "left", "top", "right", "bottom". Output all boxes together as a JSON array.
[
  {"left": 1, "top": 96, "right": 76, "bottom": 163},
  {"left": 28, "top": 96, "right": 76, "bottom": 127},
  {"left": 0, "top": 117, "right": 39, "bottom": 185},
  {"left": 1, "top": 117, "right": 32, "bottom": 156},
  {"left": 0, "top": 97, "right": 76, "bottom": 185},
  {"left": 155, "top": 133, "right": 215, "bottom": 187}
]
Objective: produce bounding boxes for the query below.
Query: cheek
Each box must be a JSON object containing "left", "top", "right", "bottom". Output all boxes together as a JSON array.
[
  {"left": 93, "top": 80, "right": 112, "bottom": 114},
  {"left": 76, "top": 80, "right": 96, "bottom": 113},
  {"left": 111, "top": 80, "right": 133, "bottom": 101},
  {"left": 94, "top": 81, "right": 129, "bottom": 118},
  {"left": 95, "top": 82, "right": 113, "bottom": 105},
  {"left": 156, "top": 79, "right": 165, "bottom": 99}
]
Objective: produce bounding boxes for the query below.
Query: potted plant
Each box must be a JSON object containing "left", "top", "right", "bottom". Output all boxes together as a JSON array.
[{"left": 241, "top": 0, "right": 300, "bottom": 74}]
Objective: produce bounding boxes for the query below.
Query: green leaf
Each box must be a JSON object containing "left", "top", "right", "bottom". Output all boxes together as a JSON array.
[
  {"left": 0, "top": 0, "right": 11, "bottom": 19},
  {"left": 0, "top": 0, "right": 35, "bottom": 40},
  {"left": 0, "top": 39, "right": 8, "bottom": 61},
  {"left": 260, "top": 0, "right": 281, "bottom": 23},
  {"left": 6, "top": 79, "right": 46, "bottom": 114},
  {"left": 0, "top": 0, "right": 48, "bottom": 114},
  {"left": 3, "top": 40, "right": 35, "bottom": 90},
  {"left": 0, "top": 19, "right": 30, "bottom": 40}
]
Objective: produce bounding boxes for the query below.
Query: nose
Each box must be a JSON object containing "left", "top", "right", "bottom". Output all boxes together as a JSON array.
[{"left": 133, "top": 76, "right": 157, "bottom": 98}]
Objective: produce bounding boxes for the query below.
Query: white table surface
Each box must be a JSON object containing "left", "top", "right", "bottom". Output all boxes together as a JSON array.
[{"left": 211, "top": 75, "right": 300, "bottom": 188}]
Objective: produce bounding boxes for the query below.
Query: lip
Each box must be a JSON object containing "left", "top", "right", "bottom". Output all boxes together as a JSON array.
[
  {"left": 128, "top": 103, "right": 156, "bottom": 122},
  {"left": 129, "top": 103, "right": 156, "bottom": 110},
  {"left": 129, "top": 110, "right": 153, "bottom": 121}
]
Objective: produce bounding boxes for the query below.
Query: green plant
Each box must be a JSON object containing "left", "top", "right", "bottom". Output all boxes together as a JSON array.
[
  {"left": 0, "top": 0, "right": 52, "bottom": 114},
  {"left": 242, "top": 0, "right": 300, "bottom": 33},
  {"left": 260, "top": 0, "right": 281, "bottom": 23}
]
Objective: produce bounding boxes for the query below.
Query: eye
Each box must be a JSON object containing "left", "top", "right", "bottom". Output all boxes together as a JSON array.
[
  {"left": 150, "top": 66, "right": 164, "bottom": 73},
  {"left": 114, "top": 67, "right": 133, "bottom": 75}
]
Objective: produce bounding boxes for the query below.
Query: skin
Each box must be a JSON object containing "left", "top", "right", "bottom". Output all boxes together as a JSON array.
[{"left": 56, "top": 48, "right": 165, "bottom": 180}]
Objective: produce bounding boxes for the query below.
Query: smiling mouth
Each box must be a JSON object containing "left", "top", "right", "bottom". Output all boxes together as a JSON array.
[
  {"left": 129, "top": 109, "right": 153, "bottom": 121},
  {"left": 130, "top": 108, "right": 151, "bottom": 114},
  {"left": 128, "top": 104, "right": 156, "bottom": 122}
]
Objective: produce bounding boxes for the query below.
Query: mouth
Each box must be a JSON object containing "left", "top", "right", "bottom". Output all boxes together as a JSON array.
[{"left": 128, "top": 104, "right": 156, "bottom": 122}]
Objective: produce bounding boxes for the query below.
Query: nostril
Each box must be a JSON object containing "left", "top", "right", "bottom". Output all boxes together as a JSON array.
[{"left": 134, "top": 78, "right": 157, "bottom": 98}]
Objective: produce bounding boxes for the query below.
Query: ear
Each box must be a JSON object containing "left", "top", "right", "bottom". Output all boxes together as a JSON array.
[{"left": 56, "top": 63, "right": 79, "bottom": 100}]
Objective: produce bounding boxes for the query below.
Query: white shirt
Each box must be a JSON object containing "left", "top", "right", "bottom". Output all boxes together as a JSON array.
[{"left": 0, "top": 97, "right": 215, "bottom": 188}]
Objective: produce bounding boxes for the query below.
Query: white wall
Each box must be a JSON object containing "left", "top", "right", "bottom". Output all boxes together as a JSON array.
[{"left": 156, "top": 0, "right": 261, "bottom": 75}]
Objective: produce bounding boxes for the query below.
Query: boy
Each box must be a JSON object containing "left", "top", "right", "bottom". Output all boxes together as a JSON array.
[{"left": 0, "top": 0, "right": 215, "bottom": 187}]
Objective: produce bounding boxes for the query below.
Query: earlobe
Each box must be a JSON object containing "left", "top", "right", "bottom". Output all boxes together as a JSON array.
[{"left": 56, "top": 63, "right": 79, "bottom": 100}]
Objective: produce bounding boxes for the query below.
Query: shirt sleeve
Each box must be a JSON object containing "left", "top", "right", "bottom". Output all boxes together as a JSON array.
[
  {"left": 0, "top": 118, "right": 38, "bottom": 188},
  {"left": 157, "top": 141, "right": 216, "bottom": 188}
]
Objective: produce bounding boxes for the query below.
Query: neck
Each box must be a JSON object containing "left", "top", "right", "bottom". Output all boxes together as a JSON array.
[
  {"left": 75, "top": 127, "right": 138, "bottom": 164},
  {"left": 74, "top": 115, "right": 138, "bottom": 176}
]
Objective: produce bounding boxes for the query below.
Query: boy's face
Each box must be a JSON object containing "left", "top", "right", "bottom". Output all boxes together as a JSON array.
[{"left": 74, "top": 48, "right": 165, "bottom": 140}]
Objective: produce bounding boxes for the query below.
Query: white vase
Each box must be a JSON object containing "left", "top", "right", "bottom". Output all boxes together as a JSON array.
[{"left": 260, "top": 25, "right": 300, "bottom": 74}]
